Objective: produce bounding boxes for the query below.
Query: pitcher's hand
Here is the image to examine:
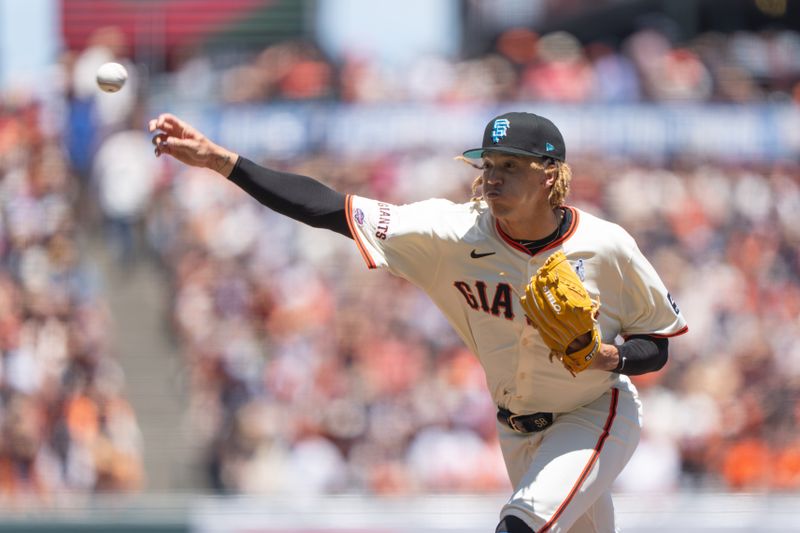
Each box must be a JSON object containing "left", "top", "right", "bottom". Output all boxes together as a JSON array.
[{"left": 149, "top": 113, "right": 237, "bottom": 176}]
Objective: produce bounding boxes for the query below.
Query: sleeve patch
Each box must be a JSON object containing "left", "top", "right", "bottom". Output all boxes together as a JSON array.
[{"left": 353, "top": 207, "right": 365, "bottom": 226}]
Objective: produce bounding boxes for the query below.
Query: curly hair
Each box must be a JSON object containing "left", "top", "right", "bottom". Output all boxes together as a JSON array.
[{"left": 457, "top": 155, "right": 572, "bottom": 208}]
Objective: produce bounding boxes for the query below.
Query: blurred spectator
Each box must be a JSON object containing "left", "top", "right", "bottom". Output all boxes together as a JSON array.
[
  {"left": 221, "top": 41, "right": 335, "bottom": 104},
  {"left": 585, "top": 42, "right": 642, "bottom": 103},
  {"left": 91, "top": 127, "right": 159, "bottom": 264},
  {"left": 64, "top": 26, "right": 138, "bottom": 183},
  {"left": 518, "top": 31, "right": 596, "bottom": 102}
]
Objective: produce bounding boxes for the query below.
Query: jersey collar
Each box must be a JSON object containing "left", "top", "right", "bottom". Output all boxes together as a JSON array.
[{"left": 494, "top": 206, "right": 579, "bottom": 256}]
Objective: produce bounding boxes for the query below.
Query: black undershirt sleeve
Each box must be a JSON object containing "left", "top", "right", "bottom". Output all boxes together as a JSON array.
[
  {"left": 227, "top": 156, "right": 351, "bottom": 238},
  {"left": 613, "top": 334, "right": 669, "bottom": 376}
]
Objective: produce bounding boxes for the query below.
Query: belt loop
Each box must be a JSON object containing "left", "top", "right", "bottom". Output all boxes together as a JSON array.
[{"left": 507, "top": 413, "right": 527, "bottom": 433}]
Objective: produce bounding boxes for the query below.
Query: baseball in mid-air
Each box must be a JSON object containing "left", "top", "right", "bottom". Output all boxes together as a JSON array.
[{"left": 96, "top": 62, "right": 128, "bottom": 93}]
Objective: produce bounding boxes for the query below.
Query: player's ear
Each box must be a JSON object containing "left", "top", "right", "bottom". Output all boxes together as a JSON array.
[{"left": 542, "top": 158, "right": 558, "bottom": 187}]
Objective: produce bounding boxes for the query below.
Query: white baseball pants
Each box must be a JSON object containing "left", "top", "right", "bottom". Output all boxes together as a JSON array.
[{"left": 497, "top": 384, "right": 643, "bottom": 533}]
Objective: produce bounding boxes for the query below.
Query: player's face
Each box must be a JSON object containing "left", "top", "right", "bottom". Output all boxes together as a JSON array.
[{"left": 480, "top": 152, "right": 549, "bottom": 220}]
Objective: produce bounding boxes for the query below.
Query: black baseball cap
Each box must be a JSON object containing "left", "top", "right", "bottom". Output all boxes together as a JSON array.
[{"left": 462, "top": 112, "right": 566, "bottom": 161}]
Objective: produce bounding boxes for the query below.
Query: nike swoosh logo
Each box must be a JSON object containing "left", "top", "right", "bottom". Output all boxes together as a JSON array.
[{"left": 470, "top": 249, "right": 496, "bottom": 259}]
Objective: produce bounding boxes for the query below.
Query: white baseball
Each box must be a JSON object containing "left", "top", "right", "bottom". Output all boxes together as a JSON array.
[{"left": 96, "top": 62, "right": 128, "bottom": 93}]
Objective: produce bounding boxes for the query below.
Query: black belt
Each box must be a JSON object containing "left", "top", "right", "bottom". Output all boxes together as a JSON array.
[{"left": 497, "top": 407, "right": 554, "bottom": 434}]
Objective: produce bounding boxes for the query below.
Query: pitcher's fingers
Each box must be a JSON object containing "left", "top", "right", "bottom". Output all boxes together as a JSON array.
[
  {"left": 152, "top": 113, "right": 188, "bottom": 135},
  {"left": 148, "top": 117, "right": 172, "bottom": 134},
  {"left": 148, "top": 114, "right": 175, "bottom": 132}
]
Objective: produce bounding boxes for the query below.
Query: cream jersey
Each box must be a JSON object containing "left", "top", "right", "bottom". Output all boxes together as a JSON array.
[{"left": 345, "top": 195, "right": 688, "bottom": 414}]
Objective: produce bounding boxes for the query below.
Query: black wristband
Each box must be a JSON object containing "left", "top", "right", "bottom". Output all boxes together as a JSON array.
[{"left": 613, "top": 335, "right": 669, "bottom": 376}]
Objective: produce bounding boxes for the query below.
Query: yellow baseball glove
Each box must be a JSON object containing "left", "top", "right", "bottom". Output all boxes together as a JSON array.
[{"left": 519, "top": 251, "right": 601, "bottom": 376}]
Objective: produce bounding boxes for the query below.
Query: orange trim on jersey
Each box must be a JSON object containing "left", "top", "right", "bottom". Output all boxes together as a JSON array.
[
  {"left": 496, "top": 223, "right": 530, "bottom": 254},
  {"left": 345, "top": 195, "right": 378, "bottom": 269},
  {"left": 539, "top": 388, "right": 619, "bottom": 533},
  {"left": 494, "top": 206, "right": 579, "bottom": 257}
]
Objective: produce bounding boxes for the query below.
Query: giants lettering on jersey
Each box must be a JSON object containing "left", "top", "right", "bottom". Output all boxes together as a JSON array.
[
  {"left": 375, "top": 203, "right": 392, "bottom": 240},
  {"left": 453, "top": 280, "right": 515, "bottom": 320}
]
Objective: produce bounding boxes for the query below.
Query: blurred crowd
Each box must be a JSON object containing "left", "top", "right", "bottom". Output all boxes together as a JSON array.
[
  {"left": 141, "top": 149, "right": 800, "bottom": 494},
  {"left": 0, "top": 96, "right": 143, "bottom": 504},
  {"left": 4, "top": 15, "right": 798, "bottom": 502},
  {"left": 169, "top": 27, "right": 800, "bottom": 104}
]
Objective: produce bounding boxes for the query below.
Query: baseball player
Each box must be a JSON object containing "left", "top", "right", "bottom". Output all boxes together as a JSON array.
[{"left": 149, "top": 111, "right": 687, "bottom": 532}]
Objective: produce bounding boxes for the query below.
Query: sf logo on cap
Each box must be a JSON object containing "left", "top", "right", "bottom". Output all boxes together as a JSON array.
[{"left": 491, "top": 118, "right": 510, "bottom": 143}]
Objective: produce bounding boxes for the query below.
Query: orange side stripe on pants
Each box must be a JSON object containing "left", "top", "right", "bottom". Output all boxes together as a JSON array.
[{"left": 539, "top": 388, "right": 620, "bottom": 532}]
